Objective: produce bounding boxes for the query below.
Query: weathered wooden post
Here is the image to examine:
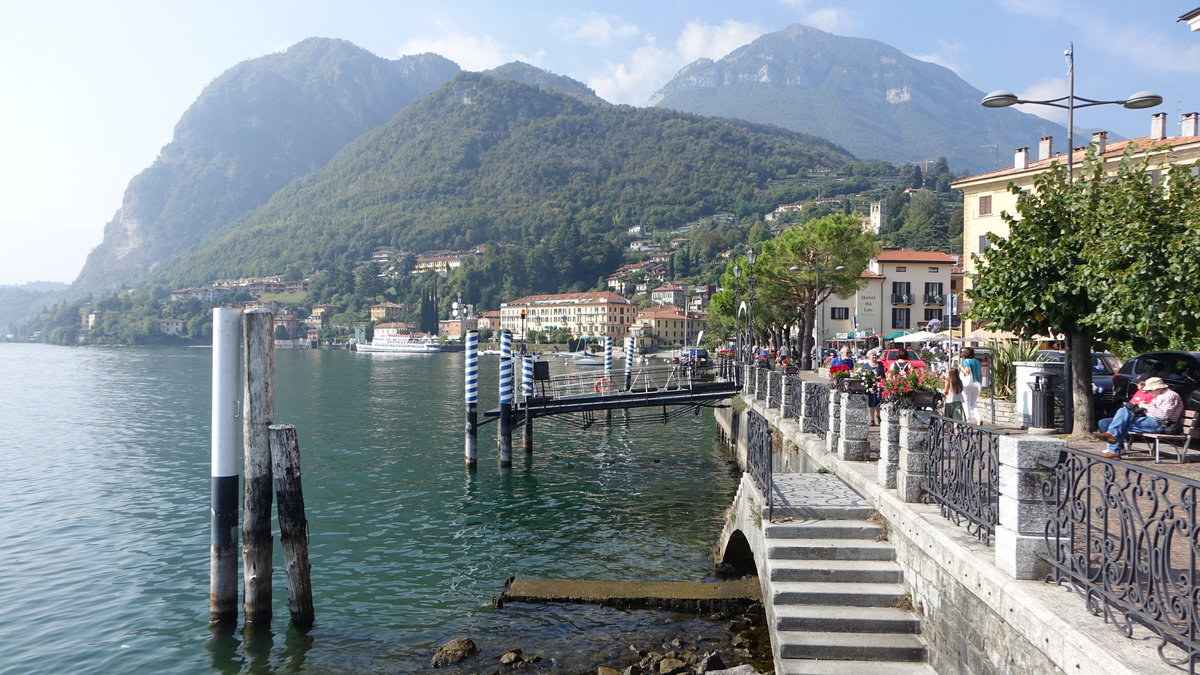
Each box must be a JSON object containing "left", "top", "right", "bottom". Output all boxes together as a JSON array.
[
  {"left": 210, "top": 307, "right": 241, "bottom": 626},
  {"left": 464, "top": 330, "right": 478, "bottom": 470},
  {"left": 268, "top": 424, "right": 314, "bottom": 631},
  {"left": 522, "top": 354, "right": 534, "bottom": 453},
  {"left": 242, "top": 309, "right": 275, "bottom": 624},
  {"left": 498, "top": 331, "right": 513, "bottom": 467}
]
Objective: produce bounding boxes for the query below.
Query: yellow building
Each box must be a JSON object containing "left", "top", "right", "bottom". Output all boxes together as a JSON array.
[
  {"left": 500, "top": 291, "right": 635, "bottom": 339},
  {"left": 952, "top": 112, "right": 1200, "bottom": 335},
  {"left": 369, "top": 302, "right": 407, "bottom": 321},
  {"left": 632, "top": 305, "right": 708, "bottom": 348}
]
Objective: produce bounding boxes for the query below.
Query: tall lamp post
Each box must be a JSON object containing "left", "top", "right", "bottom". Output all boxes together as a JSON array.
[
  {"left": 980, "top": 43, "right": 1161, "bottom": 432},
  {"left": 791, "top": 264, "right": 845, "bottom": 370}
]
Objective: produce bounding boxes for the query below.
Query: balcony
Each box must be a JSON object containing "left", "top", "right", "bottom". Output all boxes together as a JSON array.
[
  {"left": 890, "top": 293, "right": 912, "bottom": 305},
  {"left": 924, "top": 294, "right": 944, "bottom": 306}
]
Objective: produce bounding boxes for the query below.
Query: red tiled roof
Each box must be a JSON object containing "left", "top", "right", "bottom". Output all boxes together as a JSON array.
[
  {"left": 875, "top": 250, "right": 956, "bottom": 264},
  {"left": 953, "top": 134, "right": 1200, "bottom": 185},
  {"left": 504, "top": 291, "right": 633, "bottom": 305}
]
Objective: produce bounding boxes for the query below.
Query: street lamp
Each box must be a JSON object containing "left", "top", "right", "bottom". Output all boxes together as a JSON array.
[
  {"left": 980, "top": 43, "right": 1161, "bottom": 432},
  {"left": 790, "top": 264, "right": 845, "bottom": 369},
  {"left": 745, "top": 247, "right": 757, "bottom": 352}
]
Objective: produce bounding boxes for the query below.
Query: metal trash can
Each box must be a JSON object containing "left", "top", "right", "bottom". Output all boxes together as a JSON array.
[{"left": 1030, "top": 372, "right": 1056, "bottom": 428}]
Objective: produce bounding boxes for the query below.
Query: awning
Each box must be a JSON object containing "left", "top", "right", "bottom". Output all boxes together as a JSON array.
[{"left": 883, "top": 331, "right": 910, "bottom": 340}]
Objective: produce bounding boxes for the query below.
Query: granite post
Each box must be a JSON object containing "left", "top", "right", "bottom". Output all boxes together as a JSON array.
[
  {"left": 896, "top": 408, "right": 933, "bottom": 502},
  {"left": 996, "top": 435, "right": 1063, "bottom": 579},
  {"left": 878, "top": 402, "right": 901, "bottom": 488},
  {"left": 838, "top": 391, "right": 871, "bottom": 461}
]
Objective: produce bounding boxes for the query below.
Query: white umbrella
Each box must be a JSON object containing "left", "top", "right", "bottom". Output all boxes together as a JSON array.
[{"left": 894, "top": 331, "right": 937, "bottom": 343}]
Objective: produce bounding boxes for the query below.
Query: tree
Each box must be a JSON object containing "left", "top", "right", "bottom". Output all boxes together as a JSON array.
[{"left": 968, "top": 148, "right": 1200, "bottom": 435}]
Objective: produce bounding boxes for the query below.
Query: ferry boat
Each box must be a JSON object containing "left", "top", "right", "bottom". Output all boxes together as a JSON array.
[{"left": 356, "top": 335, "right": 443, "bottom": 353}]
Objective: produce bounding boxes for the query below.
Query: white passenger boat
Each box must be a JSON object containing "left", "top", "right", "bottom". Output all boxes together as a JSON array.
[{"left": 356, "top": 335, "right": 443, "bottom": 353}]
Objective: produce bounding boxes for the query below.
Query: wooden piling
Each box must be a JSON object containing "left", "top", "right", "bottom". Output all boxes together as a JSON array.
[
  {"left": 242, "top": 309, "right": 275, "bottom": 625},
  {"left": 269, "top": 424, "right": 314, "bottom": 631},
  {"left": 465, "top": 331, "right": 479, "bottom": 469},
  {"left": 209, "top": 307, "right": 241, "bottom": 626}
]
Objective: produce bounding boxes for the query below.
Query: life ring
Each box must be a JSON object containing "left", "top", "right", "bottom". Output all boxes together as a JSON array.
[{"left": 594, "top": 377, "right": 612, "bottom": 393}]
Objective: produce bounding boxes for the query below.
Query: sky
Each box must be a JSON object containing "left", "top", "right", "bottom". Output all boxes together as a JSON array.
[{"left": 1, "top": 0, "right": 1198, "bottom": 287}]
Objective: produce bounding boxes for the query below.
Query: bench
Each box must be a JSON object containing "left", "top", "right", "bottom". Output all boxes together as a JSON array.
[{"left": 1129, "top": 408, "right": 1199, "bottom": 463}]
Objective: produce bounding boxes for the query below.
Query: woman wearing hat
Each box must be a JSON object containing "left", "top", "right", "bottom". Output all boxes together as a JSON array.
[{"left": 1094, "top": 377, "right": 1183, "bottom": 458}]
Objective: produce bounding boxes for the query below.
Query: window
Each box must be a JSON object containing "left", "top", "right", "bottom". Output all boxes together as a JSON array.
[
  {"left": 928, "top": 267, "right": 938, "bottom": 274},
  {"left": 896, "top": 266, "right": 906, "bottom": 272},
  {"left": 891, "top": 308, "right": 910, "bottom": 329},
  {"left": 951, "top": 279, "right": 958, "bottom": 291},
  {"left": 979, "top": 235, "right": 991, "bottom": 252},
  {"left": 831, "top": 307, "right": 849, "bottom": 320},
  {"left": 979, "top": 195, "right": 992, "bottom": 216},
  {"left": 924, "top": 309, "right": 943, "bottom": 321}
]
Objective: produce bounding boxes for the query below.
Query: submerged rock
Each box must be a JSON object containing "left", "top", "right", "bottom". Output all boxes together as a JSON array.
[{"left": 431, "top": 637, "right": 479, "bottom": 667}]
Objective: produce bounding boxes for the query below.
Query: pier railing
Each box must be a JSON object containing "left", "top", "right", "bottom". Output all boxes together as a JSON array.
[
  {"left": 1041, "top": 449, "right": 1200, "bottom": 672},
  {"left": 924, "top": 414, "right": 1002, "bottom": 545},
  {"left": 746, "top": 409, "right": 774, "bottom": 522},
  {"left": 809, "top": 382, "right": 831, "bottom": 440},
  {"left": 534, "top": 363, "right": 717, "bottom": 401}
]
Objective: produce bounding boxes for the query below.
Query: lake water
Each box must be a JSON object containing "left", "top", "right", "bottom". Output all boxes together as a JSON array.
[{"left": 0, "top": 344, "right": 743, "bottom": 673}]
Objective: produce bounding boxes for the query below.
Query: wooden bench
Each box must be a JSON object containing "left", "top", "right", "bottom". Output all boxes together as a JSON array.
[{"left": 1129, "top": 408, "right": 1199, "bottom": 463}]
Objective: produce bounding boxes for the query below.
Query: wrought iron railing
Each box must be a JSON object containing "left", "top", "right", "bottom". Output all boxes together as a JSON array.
[
  {"left": 767, "top": 371, "right": 782, "bottom": 408},
  {"left": 810, "top": 381, "right": 831, "bottom": 440},
  {"left": 746, "top": 409, "right": 774, "bottom": 522},
  {"left": 1041, "top": 449, "right": 1200, "bottom": 672},
  {"left": 784, "top": 375, "right": 804, "bottom": 419},
  {"left": 924, "top": 414, "right": 1001, "bottom": 545}
]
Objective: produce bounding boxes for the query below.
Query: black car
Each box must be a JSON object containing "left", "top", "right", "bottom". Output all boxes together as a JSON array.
[
  {"left": 1036, "top": 350, "right": 1121, "bottom": 407},
  {"left": 1110, "top": 351, "right": 1200, "bottom": 414}
]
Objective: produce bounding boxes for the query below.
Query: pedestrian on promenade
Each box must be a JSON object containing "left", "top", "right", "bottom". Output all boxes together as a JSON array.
[
  {"left": 959, "top": 347, "right": 982, "bottom": 424},
  {"left": 865, "top": 350, "right": 886, "bottom": 425},
  {"left": 889, "top": 349, "right": 913, "bottom": 376},
  {"left": 829, "top": 346, "right": 854, "bottom": 374},
  {"left": 1094, "top": 376, "right": 1183, "bottom": 458}
]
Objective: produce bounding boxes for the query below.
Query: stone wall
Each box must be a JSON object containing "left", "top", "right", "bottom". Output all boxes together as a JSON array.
[{"left": 976, "top": 396, "right": 1018, "bottom": 428}]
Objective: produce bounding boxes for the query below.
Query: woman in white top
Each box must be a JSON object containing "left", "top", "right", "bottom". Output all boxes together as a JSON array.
[{"left": 958, "top": 347, "right": 983, "bottom": 424}]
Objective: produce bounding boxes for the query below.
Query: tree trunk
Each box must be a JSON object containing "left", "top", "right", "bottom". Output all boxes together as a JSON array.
[
  {"left": 1069, "top": 330, "right": 1094, "bottom": 438},
  {"left": 799, "top": 302, "right": 817, "bottom": 369}
]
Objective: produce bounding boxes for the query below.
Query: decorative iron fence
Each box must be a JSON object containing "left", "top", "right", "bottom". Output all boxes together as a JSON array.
[
  {"left": 810, "top": 382, "right": 831, "bottom": 440},
  {"left": 784, "top": 375, "right": 804, "bottom": 419},
  {"left": 767, "top": 371, "right": 782, "bottom": 407},
  {"left": 746, "top": 409, "right": 774, "bottom": 522},
  {"left": 924, "top": 414, "right": 1001, "bottom": 545},
  {"left": 1042, "top": 449, "right": 1200, "bottom": 672}
]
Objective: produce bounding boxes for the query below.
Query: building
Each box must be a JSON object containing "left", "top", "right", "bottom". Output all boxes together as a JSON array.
[
  {"left": 632, "top": 305, "right": 708, "bottom": 348},
  {"left": 369, "top": 302, "right": 407, "bottom": 322},
  {"left": 817, "top": 249, "right": 956, "bottom": 342},
  {"left": 412, "top": 250, "right": 477, "bottom": 276},
  {"left": 952, "top": 112, "right": 1200, "bottom": 335},
  {"left": 275, "top": 314, "right": 301, "bottom": 339},
  {"left": 311, "top": 304, "right": 340, "bottom": 319},
  {"left": 373, "top": 322, "right": 412, "bottom": 337},
  {"left": 500, "top": 291, "right": 635, "bottom": 339},
  {"left": 169, "top": 287, "right": 224, "bottom": 303},
  {"left": 650, "top": 283, "right": 687, "bottom": 308},
  {"left": 477, "top": 310, "right": 501, "bottom": 332},
  {"left": 438, "top": 317, "right": 478, "bottom": 340},
  {"left": 156, "top": 318, "right": 185, "bottom": 336}
]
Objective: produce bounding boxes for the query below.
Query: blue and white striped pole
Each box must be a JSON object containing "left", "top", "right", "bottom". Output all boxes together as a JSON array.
[
  {"left": 604, "top": 336, "right": 613, "bottom": 382},
  {"left": 522, "top": 355, "right": 534, "bottom": 453},
  {"left": 464, "top": 330, "right": 478, "bottom": 469},
  {"left": 624, "top": 336, "right": 635, "bottom": 391},
  {"left": 210, "top": 307, "right": 241, "bottom": 625},
  {"left": 498, "top": 331, "right": 513, "bottom": 467}
]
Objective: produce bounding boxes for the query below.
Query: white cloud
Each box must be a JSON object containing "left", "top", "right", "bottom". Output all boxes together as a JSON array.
[
  {"left": 778, "top": 0, "right": 857, "bottom": 33},
  {"left": 589, "top": 19, "right": 764, "bottom": 105},
  {"left": 397, "top": 32, "right": 539, "bottom": 71},
  {"left": 551, "top": 12, "right": 639, "bottom": 46},
  {"left": 911, "top": 40, "right": 968, "bottom": 77}
]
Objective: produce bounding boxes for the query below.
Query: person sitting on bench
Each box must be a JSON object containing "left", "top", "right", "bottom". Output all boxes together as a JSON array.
[{"left": 1093, "top": 377, "right": 1182, "bottom": 458}]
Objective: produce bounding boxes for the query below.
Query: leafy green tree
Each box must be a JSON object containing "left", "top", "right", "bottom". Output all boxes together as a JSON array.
[{"left": 968, "top": 148, "right": 1200, "bottom": 434}]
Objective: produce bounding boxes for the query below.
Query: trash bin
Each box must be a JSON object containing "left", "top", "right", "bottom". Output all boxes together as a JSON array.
[{"left": 1029, "top": 372, "right": 1056, "bottom": 429}]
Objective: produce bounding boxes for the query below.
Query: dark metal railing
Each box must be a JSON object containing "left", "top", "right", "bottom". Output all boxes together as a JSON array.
[
  {"left": 1041, "top": 449, "right": 1200, "bottom": 672},
  {"left": 767, "top": 371, "right": 782, "bottom": 408},
  {"left": 810, "top": 381, "right": 831, "bottom": 440},
  {"left": 924, "top": 414, "right": 1001, "bottom": 545},
  {"left": 784, "top": 375, "right": 804, "bottom": 419},
  {"left": 747, "top": 409, "right": 774, "bottom": 522}
]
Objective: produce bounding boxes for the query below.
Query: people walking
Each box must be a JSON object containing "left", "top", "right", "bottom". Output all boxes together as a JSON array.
[
  {"left": 958, "top": 347, "right": 982, "bottom": 424},
  {"left": 865, "top": 350, "right": 886, "bottom": 425}
]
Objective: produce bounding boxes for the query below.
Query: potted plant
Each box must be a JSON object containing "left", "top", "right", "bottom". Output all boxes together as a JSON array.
[{"left": 880, "top": 368, "right": 945, "bottom": 409}]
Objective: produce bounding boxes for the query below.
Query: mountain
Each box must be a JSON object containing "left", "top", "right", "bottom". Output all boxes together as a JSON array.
[
  {"left": 152, "top": 72, "right": 856, "bottom": 288},
  {"left": 648, "top": 24, "right": 1068, "bottom": 174},
  {"left": 72, "top": 38, "right": 460, "bottom": 296},
  {"left": 486, "top": 62, "right": 605, "bottom": 103}
]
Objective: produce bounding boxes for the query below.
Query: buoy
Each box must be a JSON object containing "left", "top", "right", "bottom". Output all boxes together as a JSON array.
[{"left": 594, "top": 377, "right": 612, "bottom": 393}]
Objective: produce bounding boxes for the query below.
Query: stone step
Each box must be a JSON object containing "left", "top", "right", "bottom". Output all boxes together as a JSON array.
[
  {"left": 766, "top": 538, "right": 896, "bottom": 561},
  {"left": 772, "top": 504, "right": 876, "bottom": 521},
  {"left": 776, "top": 630, "right": 927, "bottom": 662},
  {"left": 772, "top": 581, "right": 906, "bottom": 608},
  {"left": 770, "top": 559, "right": 903, "bottom": 584},
  {"left": 778, "top": 658, "right": 937, "bottom": 674},
  {"left": 774, "top": 604, "right": 921, "bottom": 634},
  {"left": 765, "top": 519, "right": 883, "bottom": 540}
]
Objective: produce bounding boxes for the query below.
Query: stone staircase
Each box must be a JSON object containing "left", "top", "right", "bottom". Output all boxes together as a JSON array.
[{"left": 765, "top": 474, "right": 933, "bottom": 674}]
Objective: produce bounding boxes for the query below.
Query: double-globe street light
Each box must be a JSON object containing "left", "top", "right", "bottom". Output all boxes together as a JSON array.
[
  {"left": 790, "top": 264, "right": 845, "bottom": 370},
  {"left": 733, "top": 247, "right": 757, "bottom": 375},
  {"left": 980, "top": 43, "right": 1161, "bottom": 432}
]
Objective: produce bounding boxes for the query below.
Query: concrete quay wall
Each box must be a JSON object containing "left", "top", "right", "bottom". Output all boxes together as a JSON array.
[{"left": 714, "top": 400, "right": 1166, "bottom": 675}]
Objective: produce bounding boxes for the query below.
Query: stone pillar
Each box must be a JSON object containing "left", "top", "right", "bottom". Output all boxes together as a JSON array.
[
  {"left": 798, "top": 381, "right": 821, "bottom": 433},
  {"left": 766, "top": 371, "right": 779, "bottom": 410},
  {"left": 838, "top": 392, "right": 870, "bottom": 461},
  {"left": 896, "top": 408, "right": 933, "bottom": 502},
  {"left": 826, "top": 387, "right": 842, "bottom": 454},
  {"left": 996, "top": 435, "right": 1063, "bottom": 579},
  {"left": 781, "top": 375, "right": 796, "bottom": 419},
  {"left": 877, "top": 402, "right": 901, "bottom": 488}
]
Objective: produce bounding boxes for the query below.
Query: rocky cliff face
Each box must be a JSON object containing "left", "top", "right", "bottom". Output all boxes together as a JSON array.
[
  {"left": 648, "top": 24, "right": 1065, "bottom": 174},
  {"left": 72, "top": 38, "right": 460, "bottom": 295}
]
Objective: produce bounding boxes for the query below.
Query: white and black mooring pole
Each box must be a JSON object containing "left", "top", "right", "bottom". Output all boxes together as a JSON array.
[
  {"left": 522, "top": 354, "right": 534, "bottom": 453},
  {"left": 210, "top": 307, "right": 242, "bottom": 626},
  {"left": 498, "top": 331, "right": 513, "bottom": 467},
  {"left": 464, "top": 330, "right": 479, "bottom": 469}
]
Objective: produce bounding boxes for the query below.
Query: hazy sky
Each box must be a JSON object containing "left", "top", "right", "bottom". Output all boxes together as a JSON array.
[{"left": 1, "top": 0, "right": 1198, "bottom": 286}]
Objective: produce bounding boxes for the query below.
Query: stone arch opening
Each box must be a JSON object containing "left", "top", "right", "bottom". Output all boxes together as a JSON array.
[{"left": 716, "top": 529, "right": 757, "bottom": 577}]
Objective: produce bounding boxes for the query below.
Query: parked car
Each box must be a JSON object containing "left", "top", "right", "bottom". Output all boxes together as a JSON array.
[
  {"left": 880, "top": 348, "right": 928, "bottom": 373},
  {"left": 1035, "top": 350, "right": 1121, "bottom": 411},
  {"left": 1110, "top": 351, "right": 1200, "bottom": 415}
]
